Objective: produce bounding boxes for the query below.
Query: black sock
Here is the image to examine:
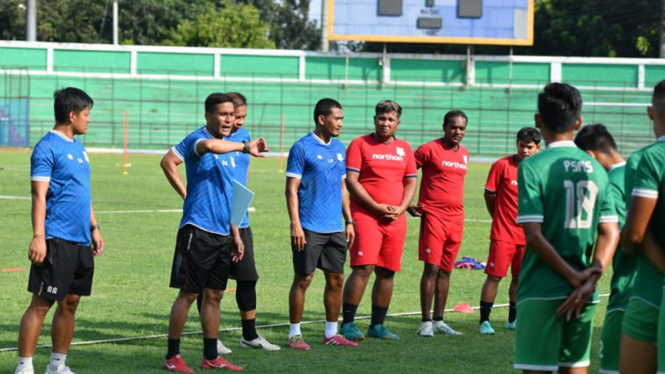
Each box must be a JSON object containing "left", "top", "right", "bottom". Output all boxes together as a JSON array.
[
  {"left": 166, "top": 338, "right": 180, "bottom": 360},
  {"left": 203, "top": 338, "right": 218, "bottom": 361},
  {"left": 370, "top": 305, "right": 388, "bottom": 328},
  {"left": 196, "top": 293, "right": 203, "bottom": 315},
  {"left": 509, "top": 301, "right": 517, "bottom": 323},
  {"left": 480, "top": 301, "right": 493, "bottom": 324},
  {"left": 422, "top": 318, "right": 432, "bottom": 323},
  {"left": 342, "top": 303, "right": 358, "bottom": 326},
  {"left": 432, "top": 316, "right": 443, "bottom": 322},
  {"left": 242, "top": 319, "right": 259, "bottom": 341}
]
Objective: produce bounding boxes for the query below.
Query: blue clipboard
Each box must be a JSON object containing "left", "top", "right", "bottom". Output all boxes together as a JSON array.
[{"left": 231, "top": 180, "right": 255, "bottom": 227}]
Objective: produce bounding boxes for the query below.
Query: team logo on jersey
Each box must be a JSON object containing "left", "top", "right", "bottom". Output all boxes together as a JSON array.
[
  {"left": 358, "top": 251, "right": 363, "bottom": 257},
  {"left": 463, "top": 155, "right": 468, "bottom": 164},
  {"left": 511, "top": 180, "right": 517, "bottom": 186},
  {"left": 337, "top": 153, "right": 343, "bottom": 162},
  {"left": 82, "top": 151, "right": 89, "bottom": 163},
  {"left": 67, "top": 154, "right": 73, "bottom": 160},
  {"left": 396, "top": 147, "right": 405, "bottom": 156}
]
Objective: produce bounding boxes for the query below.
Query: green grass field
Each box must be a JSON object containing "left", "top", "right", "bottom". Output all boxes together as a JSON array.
[{"left": 0, "top": 149, "right": 613, "bottom": 373}]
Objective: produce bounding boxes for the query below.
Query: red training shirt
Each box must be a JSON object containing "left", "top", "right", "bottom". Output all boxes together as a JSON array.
[
  {"left": 485, "top": 155, "right": 524, "bottom": 244},
  {"left": 346, "top": 134, "right": 418, "bottom": 221},
  {"left": 415, "top": 138, "right": 469, "bottom": 222}
]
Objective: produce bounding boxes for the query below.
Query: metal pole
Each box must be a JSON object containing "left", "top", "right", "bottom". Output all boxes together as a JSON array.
[
  {"left": 26, "top": 0, "right": 36, "bottom": 42},
  {"left": 113, "top": 0, "right": 119, "bottom": 45},
  {"left": 661, "top": 0, "right": 665, "bottom": 58},
  {"left": 321, "top": 0, "right": 329, "bottom": 52}
]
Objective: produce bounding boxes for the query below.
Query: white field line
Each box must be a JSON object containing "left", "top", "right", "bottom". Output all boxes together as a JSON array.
[
  {"left": 95, "top": 209, "right": 182, "bottom": 214},
  {"left": 0, "top": 295, "right": 610, "bottom": 352},
  {"left": 0, "top": 203, "right": 489, "bottom": 222},
  {"left": 0, "top": 195, "right": 30, "bottom": 200}
]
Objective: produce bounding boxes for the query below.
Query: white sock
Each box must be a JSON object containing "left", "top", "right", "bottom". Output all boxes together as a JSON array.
[
  {"left": 49, "top": 352, "right": 67, "bottom": 371},
  {"left": 289, "top": 323, "right": 301, "bottom": 339},
  {"left": 324, "top": 321, "right": 338, "bottom": 339},
  {"left": 17, "top": 356, "right": 33, "bottom": 372}
]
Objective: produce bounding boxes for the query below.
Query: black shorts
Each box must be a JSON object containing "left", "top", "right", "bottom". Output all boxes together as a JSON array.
[
  {"left": 292, "top": 229, "right": 347, "bottom": 275},
  {"left": 229, "top": 226, "right": 259, "bottom": 282},
  {"left": 28, "top": 238, "right": 94, "bottom": 301},
  {"left": 170, "top": 225, "right": 232, "bottom": 293}
]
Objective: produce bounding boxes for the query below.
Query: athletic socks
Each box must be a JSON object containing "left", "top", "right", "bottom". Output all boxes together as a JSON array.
[
  {"left": 325, "top": 321, "right": 338, "bottom": 339},
  {"left": 342, "top": 303, "right": 358, "bottom": 326},
  {"left": 370, "top": 305, "right": 388, "bottom": 328},
  {"left": 17, "top": 356, "right": 33, "bottom": 372},
  {"left": 508, "top": 301, "right": 517, "bottom": 323},
  {"left": 48, "top": 352, "right": 67, "bottom": 372},
  {"left": 480, "top": 301, "right": 493, "bottom": 324},
  {"left": 241, "top": 318, "right": 259, "bottom": 341},
  {"left": 432, "top": 316, "right": 444, "bottom": 322},
  {"left": 166, "top": 338, "right": 181, "bottom": 360},
  {"left": 203, "top": 338, "right": 218, "bottom": 360},
  {"left": 289, "top": 323, "right": 301, "bottom": 339}
]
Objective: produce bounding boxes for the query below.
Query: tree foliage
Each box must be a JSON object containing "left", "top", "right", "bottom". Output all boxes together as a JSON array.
[
  {"left": 0, "top": 0, "right": 315, "bottom": 49},
  {"left": 0, "top": 0, "right": 661, "bottom": 57},
  {"left": 168, "top": 2, "right": 274, "bottom": 48}
]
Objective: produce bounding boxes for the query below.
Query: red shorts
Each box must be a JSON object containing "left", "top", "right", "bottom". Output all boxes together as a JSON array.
[
  {"left": 350, "top": 217, "right": 407, "bottom": 272},
  {"left": 418, "top": 213, "right": 463, "bottom": 272},
  {"left": 484, "top": 239, "right": 525, "bottom": 278}
]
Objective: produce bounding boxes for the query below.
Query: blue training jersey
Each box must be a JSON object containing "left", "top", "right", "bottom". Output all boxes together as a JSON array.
[
  {"left": 30, "top": 130, "right": 92, "bottom": 244},
  {"left": 286, "top": 132, "right": 346, "bottom": 233},
  {"left": 226, "top": 127, "right": 251, "bottom": 228},
  {"left": 172, "top": 126, "right": 235, "bottom": 235}
]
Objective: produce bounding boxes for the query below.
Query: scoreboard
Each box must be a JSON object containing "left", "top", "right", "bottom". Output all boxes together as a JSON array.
[{"left": 328, "top": 0, "right": 534, "bottom": 45}]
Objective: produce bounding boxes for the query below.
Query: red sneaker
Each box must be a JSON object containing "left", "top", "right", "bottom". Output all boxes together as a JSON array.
[
  {"left": 288, "top": 335, "right": 311, "bottom": 351},
  {"left": 162, "top": 354, "right": 194, "bottom": 373},
  {"left": 200, "top": 356, "right": 244, "bottom": 371},
  {"left": 322, "top": 334, "right": 359, "bottom": 347}
]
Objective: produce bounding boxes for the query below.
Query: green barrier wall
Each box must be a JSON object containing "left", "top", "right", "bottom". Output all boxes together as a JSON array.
[{"left": 0, "top": 44, "right": 658, "bottom": 157}]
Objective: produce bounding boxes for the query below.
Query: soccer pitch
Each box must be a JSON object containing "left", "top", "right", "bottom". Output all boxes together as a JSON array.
[{"left": 0, "top": 149, "right": 611, "bottom": 373}]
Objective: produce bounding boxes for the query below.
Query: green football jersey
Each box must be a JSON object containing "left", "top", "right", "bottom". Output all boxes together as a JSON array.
[
  {"left": 516, "top": 141, "right": 618, "bottom": 302},
  {"left": 632, "top": 139, "right": 665, "bottom": 296},
  {"left": 606, "top": 163, "right": 636, "bottom": 312},
  {"left": 625, "top": 143, "right": 663, "bottom": 308}
]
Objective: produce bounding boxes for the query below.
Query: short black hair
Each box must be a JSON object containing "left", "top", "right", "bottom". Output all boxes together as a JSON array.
[
  {"left": 537, "top": 83, "right": 583, "bottom": 133},
  {"left": 443, "top": 110, "right": 468, "bottom": 127},
  {"left": 652, "top": 79, "right": 665, "bottom": 116},
  {"left": 574, "top": 124, "right": 618, "bottom": 154},
  {"left": 516, "top": 127, "right": 542, "bottom": 145},
  {"left": 205, "top": 93, "right": 234, "bottom": 114},
  {"left": 375, "top": 100, "right": 402, "bottom": 118},
  {"left": 313, "top": 98, "right": 342, "bottom": 124},
  {"left": 227, "top": 92, "right": 247, "bottom": 108},
  {"left": 53, "top": 87, "right": 93, "bottom": 123}
]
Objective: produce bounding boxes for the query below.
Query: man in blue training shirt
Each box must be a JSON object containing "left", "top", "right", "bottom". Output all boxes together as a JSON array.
[
  {"left": 16, "top": 87, "right": 104, "bottom": 374},
  {"left": 192, "top": 92, "right": 279, "bottom": 353},
  {"left": 159, "top": 93, "right": 269, "bottom": 373},
  {"left": 285, "top": 98, "right": 358, "bottom": 350}
]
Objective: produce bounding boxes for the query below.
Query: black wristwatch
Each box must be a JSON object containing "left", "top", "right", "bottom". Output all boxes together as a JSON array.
[
  {"left": 90, "top": 224, "right": 100, "bottom": 232},
  {"left": 345, "top": 221, "right": 355, "bottom": 226},
  {"left": 242, "top": 140, "right": 250, "bottom": 154}
]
